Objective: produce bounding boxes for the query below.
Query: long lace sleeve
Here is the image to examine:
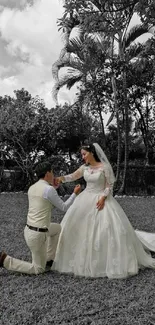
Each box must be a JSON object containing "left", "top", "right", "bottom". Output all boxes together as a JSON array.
[
  {"left": 102, "top": 163, "right": 115, "bottom": 197},
  {"left": 62, "top": 165, "right": 84, "bottom": 183}
]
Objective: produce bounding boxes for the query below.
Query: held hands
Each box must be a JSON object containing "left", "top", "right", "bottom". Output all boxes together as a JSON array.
[
  {"left": 53, "top": 176, "right": 64, "bottom": 188},
  {"left": 73, "top": 184, "right": 81, "bottom": 195},
  {"left": 53, "top": 178, "right": 60, "bottom": 188},
  {"left": 55, "top": 176, "right": 65, "bottom": 185},
  {"left": 54, "top": 176, "right": 81, "bottom": 195},
  {"left": 96, "top": 196, "right": 106, "bottom": 210}
]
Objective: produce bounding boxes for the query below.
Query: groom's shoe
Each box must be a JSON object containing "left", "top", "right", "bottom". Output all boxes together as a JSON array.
[
  {"left": 45, "top": 260, "right": 54, "bottom": 271},
  {"left": 0, "top": 251, "right": 7, "bottom": 267}
]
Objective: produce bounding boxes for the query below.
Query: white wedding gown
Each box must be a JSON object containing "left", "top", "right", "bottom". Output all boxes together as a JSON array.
[{"left": 52, "top": 164, "right": 155, "bottom": 279}]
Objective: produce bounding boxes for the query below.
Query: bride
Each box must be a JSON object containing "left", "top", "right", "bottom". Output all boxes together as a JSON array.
[{"left": 52, "top": 143, "right": 155, "bottom": 279}]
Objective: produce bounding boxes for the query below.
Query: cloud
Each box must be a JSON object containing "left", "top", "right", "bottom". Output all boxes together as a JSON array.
[
  {"left": 0, "top": 64, "right": 12, "bottom": 77},
  {"left": 0, "top": 59, "right": 57, "bottom": 107},
  {"left": 0, "top": 76, "right": 18, "bottom": 99},
  {"left": 0, "top": 0, "right": 66, "bottom": 107},
  {"left": 0, "top": 0, "right": 33, "bottom": 10},
  {"left": 1, "top": 3, "right": 152, "bottom": 108},
  {"left": 0, "top": 0, "right": 63, "bottom": 64}
]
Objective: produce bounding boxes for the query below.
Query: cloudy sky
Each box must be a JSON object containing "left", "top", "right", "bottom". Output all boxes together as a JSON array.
[
  {"left": 0, "top": 1, "right": 152, "bottom": 109},
  {"left": 0, "top": 0, "right": 68, "bottom": 107}
]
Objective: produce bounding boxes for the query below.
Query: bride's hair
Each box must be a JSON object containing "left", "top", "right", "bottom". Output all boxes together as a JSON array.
[{"left": 80, "top": 143, "right": 101, "bottom": 162}]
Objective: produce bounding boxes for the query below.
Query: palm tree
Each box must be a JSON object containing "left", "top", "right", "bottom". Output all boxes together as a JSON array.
[
  {"left": 107, "top": 22, "right": 154, "bottom": 193},
  {"left": 52, "top": 26, "right": 111, "bottom": 148},
  {"left": 53, "top": 4, "right": 154, "bottom": 192}
]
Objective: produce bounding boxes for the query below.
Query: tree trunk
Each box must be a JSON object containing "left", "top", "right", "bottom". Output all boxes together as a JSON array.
[
  {"left": 118, "top": 34, "right": 129, "bottom": 194},
  {"left": 136, "top": 102, "right": 150, "bottom": 166},
  {"left": 98, "top": 109, "right": 106, "bottom": 149},
  {"left": 111, "top": 75, "right": 121, "bottom": 184},
  {"left": 145, "top": 94, "right": 150, "bottom": 165},
  {"left": 116, "top": 110, "right": 121, "bottom": 182},
  {"left": 118, "top": 70, "right": 129, "bottom": 194}
]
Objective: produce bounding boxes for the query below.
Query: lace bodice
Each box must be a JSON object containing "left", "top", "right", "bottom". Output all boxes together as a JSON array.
[
  {"left": 84, "top": 166, "right": 107, "bottom": 193},
  {"left": 62, "top": 163, "right": 114, "bottom": 196}
]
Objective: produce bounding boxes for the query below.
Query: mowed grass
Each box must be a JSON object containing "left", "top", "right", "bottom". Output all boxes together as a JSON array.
[{"left": 0, "top": 193, "right": 155, "bottom": 325}]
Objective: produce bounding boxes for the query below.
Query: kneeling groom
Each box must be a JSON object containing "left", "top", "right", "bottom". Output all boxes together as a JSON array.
[{"left": 0, "top": 161, "right": 81, "bottom": 275}]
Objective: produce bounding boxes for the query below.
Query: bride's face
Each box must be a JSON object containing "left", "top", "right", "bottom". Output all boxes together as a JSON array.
[{"left": 81, "top": 149, "right": 93, "bottom": 164}]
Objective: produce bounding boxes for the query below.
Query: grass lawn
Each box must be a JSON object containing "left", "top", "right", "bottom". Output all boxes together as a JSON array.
[{"left": 0, "top": 193, "right": 155, "bottom": 325}]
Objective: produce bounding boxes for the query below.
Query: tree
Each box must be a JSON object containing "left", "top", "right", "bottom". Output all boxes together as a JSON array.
[
  {"left": 52, "top": 26, "right": 112, "bottom": 147},
  {"left": 0, "top": 89, "right": 50, "bottom": 187},
  {"left": 46, "top": 103, "right": 97, "bottom": 159},
  {"left": 56, "top": 0, "right": 155, "bottom": 193},
  {"left": 127, "top": 39, "right": 155, "bottom": 164}
]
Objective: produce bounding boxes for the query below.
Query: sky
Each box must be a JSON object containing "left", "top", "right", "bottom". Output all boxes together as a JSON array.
[
  {"left": 0, "top": 1, "right": 153, "bottom": 109},
  {"left": 0, "top": 0, "right": 68, "bottom": 107}
]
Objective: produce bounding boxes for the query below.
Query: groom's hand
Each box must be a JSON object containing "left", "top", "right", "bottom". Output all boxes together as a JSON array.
[
  {"left": 53, "top": 178, "right": 60, "bottom": 188},
  {"left": 73, "top": 184, "right": 81, "bottom": 195}
]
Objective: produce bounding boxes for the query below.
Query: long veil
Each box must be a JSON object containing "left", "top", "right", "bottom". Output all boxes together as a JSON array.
[{"left": 93, "top": 142, "right": 116, "bottom": 186}]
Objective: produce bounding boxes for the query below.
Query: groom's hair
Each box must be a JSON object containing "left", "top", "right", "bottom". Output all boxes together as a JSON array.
[{"left": 35, "top": 161, "right": 52, "bottom": 179}]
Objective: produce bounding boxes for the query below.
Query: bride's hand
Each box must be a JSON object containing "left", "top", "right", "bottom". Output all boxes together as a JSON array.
[
  {"left": 55, "top": 176, "right": 65, "bottom": 184},
  {"left": 96, "top": 196, "right": 106, "bottom": 210}
]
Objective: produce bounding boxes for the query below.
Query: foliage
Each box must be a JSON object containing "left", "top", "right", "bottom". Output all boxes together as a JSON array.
[
  {"left": 58, "top": 0, "right": 155, "bottom": 36},
  {"left": 54, "top": 0, "right": 155, "bottom": 194},
  {"left": 0, "top": 89, "right": 98, "bottom": 189},
  {"left": 0, "top": 89, "right": 50, "bottom": 187}
]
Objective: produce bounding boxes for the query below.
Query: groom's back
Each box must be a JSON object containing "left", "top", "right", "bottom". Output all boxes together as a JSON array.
[{"left": 27, "top": 179, "right": 52, "bottom": 229}]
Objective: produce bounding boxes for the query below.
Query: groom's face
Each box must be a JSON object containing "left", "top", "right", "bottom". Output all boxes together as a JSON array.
[{"left": 46, "top": 169, "right": 54, "bottom": 185}]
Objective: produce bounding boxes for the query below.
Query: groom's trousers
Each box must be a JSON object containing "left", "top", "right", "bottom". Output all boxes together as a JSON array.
[{"left": 3, "top": 223, "right": 61, "bottom": 274}]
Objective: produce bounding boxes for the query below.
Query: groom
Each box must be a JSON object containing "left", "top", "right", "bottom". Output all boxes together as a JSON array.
[{"left": 0, "top": 161, "right": 81, "bottom": 275}]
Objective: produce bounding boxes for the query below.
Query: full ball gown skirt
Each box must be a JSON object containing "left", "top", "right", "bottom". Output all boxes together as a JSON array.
[{"left": 52, "top": 167, "right": 155, "bottom": 279}]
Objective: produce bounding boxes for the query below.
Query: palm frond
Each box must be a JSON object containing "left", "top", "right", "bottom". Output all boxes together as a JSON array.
[
  {"left": 68, "top": 55, "right": 84, "bottom": 71},
  {"left": 52, "top": 27, "right": 84, "bottom": 81},
  {"left": 87, "top": 32, "right": 107, "bottom": 49},
  {"left": 52, "top": 54, "right": 71, "bottom": 80},
  {"left": 59, "top": 46, "right": 69, "bottom": 61},
  {"left": 69, "top": 26, "right": 84, "bottom": 42},
  {"left": 126, "top": 43, "right": 143, "bottom": 60},
  {"left": 67, "top": 36, "right": 83, "bottom": 55},
  {"left": 59, "top": 72, "right": 83, "bottom": 88},
  {"left": 131, "top": 56, "right": 151, "bottom": 71},
  {"left": 87, "top": 33, "right": 105, "bottom": 51},
  {"left": 66, "top": 75, "right": 83, "bottom": 89},
  {"left": 106, "top": 112, "right": 115, "bottom": 126},
  {"left": 91, "top": 0, "right": 102, "bottom": 11},
  {"left": 52, "top": 83, "right": 59, "bottom": 104},
  {"left": 124, "top": 24, "right": 151, "bottom": 49},
  {"left": 52, "top": 74, "right": 83, "bottom": 102},
  {"left": 52, "top": 51, "right": 86, "bottom": 83}
]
